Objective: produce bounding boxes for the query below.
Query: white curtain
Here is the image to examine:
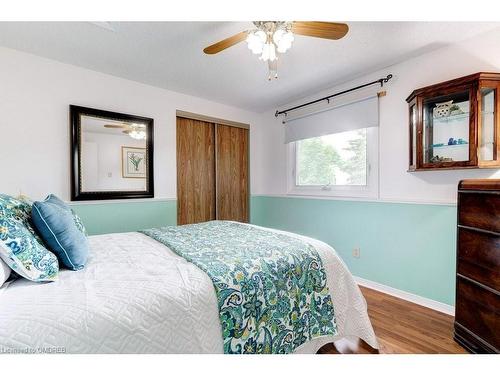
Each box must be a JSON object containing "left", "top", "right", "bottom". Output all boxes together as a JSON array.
[{"left": 283, "top": 91, "right": 380, "bottom": 144}]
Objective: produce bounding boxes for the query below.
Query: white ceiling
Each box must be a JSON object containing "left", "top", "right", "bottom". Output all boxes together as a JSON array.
[{"left": 0, "top": 22, "right": 498, "bottom": 112}]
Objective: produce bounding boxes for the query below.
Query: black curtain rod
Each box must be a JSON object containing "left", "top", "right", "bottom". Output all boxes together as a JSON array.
[{"left": 275, "top": 74, "right": 393, "bottom": 117}]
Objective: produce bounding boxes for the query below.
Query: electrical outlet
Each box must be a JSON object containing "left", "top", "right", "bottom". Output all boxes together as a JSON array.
[{"left": 352, "top": 248, "right": 361, "bottom": 258}]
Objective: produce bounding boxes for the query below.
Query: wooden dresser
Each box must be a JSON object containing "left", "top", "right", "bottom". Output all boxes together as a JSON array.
[{"left": 454, "top": 179, "right": 500, "bottom": 353}]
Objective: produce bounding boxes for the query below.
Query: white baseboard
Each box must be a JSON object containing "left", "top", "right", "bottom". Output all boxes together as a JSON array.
[{"left": 354, "top": 276, "right": 455, "bottom": 316}]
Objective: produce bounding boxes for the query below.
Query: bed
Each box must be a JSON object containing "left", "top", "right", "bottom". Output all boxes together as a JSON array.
[{"left": 0, "top": 223, "right": 377, "bottom": 354}]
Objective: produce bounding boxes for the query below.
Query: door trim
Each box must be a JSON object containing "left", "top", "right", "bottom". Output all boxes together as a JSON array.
[{"left": 176, "top": 110, "right": 250, "bottom": 130}]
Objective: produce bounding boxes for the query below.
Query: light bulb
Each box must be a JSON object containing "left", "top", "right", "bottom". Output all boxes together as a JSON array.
[
  {"left": 129, "top": 130, "right": 146, "bottom": 140},
  {"left": 255, "top": 30, "right": 266, "bottom": 43},
  {"left": 245, "top": 32, "right": 255, "bottom": 45},
  {"left": 277, "top": 31, "right": 294, "bottom": 53},
  {"left": 260, "top": 43, "right": 277, "bottom": 62},
  {"left": 246, "top": 32, "right": 263, "bottom": 54},
  {"left": 249, "top": 42, "right": 263, "bottom": 54},
  {"left": 277, "top": 41, "right": 290, "bottom": 53},
  {"left": 273, "top": 29, "right": 285, "bottom": 44}
]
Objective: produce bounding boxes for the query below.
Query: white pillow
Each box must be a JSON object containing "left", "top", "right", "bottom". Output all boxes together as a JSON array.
[{"left": 0, "top": 258, "right": 11, "bottom": 288}]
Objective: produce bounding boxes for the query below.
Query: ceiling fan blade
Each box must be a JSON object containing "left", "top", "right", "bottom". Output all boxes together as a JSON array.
[
  {"left": 203, "top": 31, "right": 248, "bottom": 54},
  {"left": 291, "top": 22, "right": 348, "bottom": 40},
  {"left": 104, "top": 124, "right": 126, "bottom": 129}
]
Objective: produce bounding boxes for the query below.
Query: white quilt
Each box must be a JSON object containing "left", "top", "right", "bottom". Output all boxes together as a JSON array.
[{"left": 0, "top": 227, "right": 377, "bottom": 353}]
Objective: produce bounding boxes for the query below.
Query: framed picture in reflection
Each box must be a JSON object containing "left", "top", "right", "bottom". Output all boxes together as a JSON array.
[{"left": 122, "top": 146, "right": 146, "bottom": 178}]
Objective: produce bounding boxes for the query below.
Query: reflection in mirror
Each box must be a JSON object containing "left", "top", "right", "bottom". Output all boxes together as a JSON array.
[
  {"left": 70, "top": 105, "right": 154, "bottom": 201},
  {"left": 80, "top": 116, "right": 147, "bottom": 192}
]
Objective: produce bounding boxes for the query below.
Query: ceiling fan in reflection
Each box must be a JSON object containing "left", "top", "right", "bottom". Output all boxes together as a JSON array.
[{"left": 104, "top": 123, "right": 146, "bottom": 140}]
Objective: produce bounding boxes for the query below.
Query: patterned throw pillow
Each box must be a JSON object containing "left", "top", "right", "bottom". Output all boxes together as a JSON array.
[
  {"left": 16, "top": 194, "right": 46, "bottom": 239},
  {"left": 0, "top": 194, "right": 59, "bottom": 282},
  {"left": 0, "top": 194, "right": 43, "bottom": 241}
]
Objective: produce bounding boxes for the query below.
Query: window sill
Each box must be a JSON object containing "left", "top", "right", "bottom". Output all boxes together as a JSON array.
[{"left": 287, "top": 187, "right": 379, "bottom": 200}]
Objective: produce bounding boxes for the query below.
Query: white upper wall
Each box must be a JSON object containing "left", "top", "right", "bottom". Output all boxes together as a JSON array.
[
  {"left": 255, "top": 28, "right": 500, "bottom": 204},
  {"left": 0, "top": 46, "right": 264, "bottom": 201}
]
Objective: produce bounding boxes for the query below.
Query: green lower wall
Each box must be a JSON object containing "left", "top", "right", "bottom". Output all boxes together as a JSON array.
[
  {"left": 71, "top": 196, "right": 457, "bottom": 306},
  {"left": 71, "top": 199, "right": 176, "bottom": 235},
  {"left": 250, "top": 196, "right": 457, "bottom": 306}
]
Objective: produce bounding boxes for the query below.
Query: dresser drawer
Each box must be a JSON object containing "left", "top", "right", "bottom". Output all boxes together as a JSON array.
[
  {"left": 458, "top": 192, "right": 500, "bottom": 233},
  {"left": 458, "top": 227, "right": 500, "bottom": 290},
  {"left": 455, "top": 276, "right": 500, "bottom": 351}
]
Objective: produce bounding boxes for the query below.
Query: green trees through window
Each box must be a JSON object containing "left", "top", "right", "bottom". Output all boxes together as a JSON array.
[{"left": 296, "top": 128, "right": 367, "bottom": 186}]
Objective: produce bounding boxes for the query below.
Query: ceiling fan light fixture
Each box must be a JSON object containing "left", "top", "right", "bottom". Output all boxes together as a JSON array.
[
  {"left": 246, "top": 30, "right": 267, "bottom": 54},
  {"left": 255, "top": 30, "right": 267, "bottom": 43},
  {"left": 129, "top": 129, "right": 146, "bottom": 140},
  {"left": 204, "top": 21, "right": 348, "bottom": 80},
  {"left": 272, "top": 29, "right": 285, "bottom": 44},
  {"left": 260, "top": 42, "right": 277, "bottom": 62},
  {"left": 276, "top": 31, "right": 294, "bottom": 53},
  {"left": 125, "top": 124, "right": 147, "bottom": 140}
]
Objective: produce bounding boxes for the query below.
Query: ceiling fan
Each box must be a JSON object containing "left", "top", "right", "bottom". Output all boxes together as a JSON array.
[
  {"left": 104, "top": 123, "right": 147, "bottom": 140},
  {"left": 203, "top": 21, "right": 349, "bottom": 80}
]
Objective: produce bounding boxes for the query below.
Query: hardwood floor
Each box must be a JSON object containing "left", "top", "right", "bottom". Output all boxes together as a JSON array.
[{"left": 318, "top": 286, "right": 468, "bottom": 354}]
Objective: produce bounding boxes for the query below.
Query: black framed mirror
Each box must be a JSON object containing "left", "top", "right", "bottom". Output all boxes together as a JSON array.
[{"left": 70, "top": 105, "right": 154, "bottom": 201}]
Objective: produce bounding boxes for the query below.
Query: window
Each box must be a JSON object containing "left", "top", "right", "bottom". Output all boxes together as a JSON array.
[
  {"left": 288, "top": 127, "right": 378, "bottom": 198},
  {"left": 284, "top": 92, "right": 380, "bottom": 198}
]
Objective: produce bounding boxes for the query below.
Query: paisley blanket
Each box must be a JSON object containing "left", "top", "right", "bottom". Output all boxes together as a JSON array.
[{"left": 141, "top": 221, "right": 337, "bottom": 354}]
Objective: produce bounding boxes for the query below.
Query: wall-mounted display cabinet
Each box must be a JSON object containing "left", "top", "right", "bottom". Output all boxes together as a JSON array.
[{"left": 406, "top": 72, "right": 500, "bottom": 171}]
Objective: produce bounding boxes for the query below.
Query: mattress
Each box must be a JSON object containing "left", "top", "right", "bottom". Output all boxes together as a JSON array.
[{"left": 0, "top": 225, "right": 377, "bottom": 353}]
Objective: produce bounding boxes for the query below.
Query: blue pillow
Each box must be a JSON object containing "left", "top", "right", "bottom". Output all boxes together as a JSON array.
[
  {"left": 43, "top": 194, "right": 88, "bottom": 236},
  {"left": 32, "top": 196, "right": 89, "bottom": 271}
]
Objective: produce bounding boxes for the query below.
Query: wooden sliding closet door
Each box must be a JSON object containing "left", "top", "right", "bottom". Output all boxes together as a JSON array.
[
  {"left": 176, "top": 117, "right": 216, "bottom": 225},
  {"left": 216, "top": 124, "right": 249, "bottom": 222}
]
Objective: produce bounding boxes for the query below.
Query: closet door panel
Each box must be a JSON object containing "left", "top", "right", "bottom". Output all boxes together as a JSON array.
[
  {"left": 176, "top": 117, "right": 216, "bottom": 225},
  {"left": 216, "top": 124, "right": 249, "bottom": 222}
]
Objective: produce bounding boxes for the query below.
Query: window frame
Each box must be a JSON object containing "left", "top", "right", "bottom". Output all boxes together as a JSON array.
[{"left": 287, "top": 127, "right": 379, "bottom": 199}]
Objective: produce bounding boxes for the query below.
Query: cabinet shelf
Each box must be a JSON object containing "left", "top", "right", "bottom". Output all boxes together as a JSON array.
[
  {"left": 430, "top": 112, "right": 470, "bottom": 123},
  {"left": 426, "top": 111, "right": 493, "bottom": 126},
  {"left": 431, "top": 143, "right": 468, "bottom": 149}
]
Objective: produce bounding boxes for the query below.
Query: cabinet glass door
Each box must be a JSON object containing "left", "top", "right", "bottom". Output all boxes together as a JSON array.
[
  {"left": 423, "top": 90, "right": 471, "bottom": 165},
  {"left": 409, "top": 102, "right": 417, "bottom": 169},
  {"left": 479, "top": 87, "right": 496, "bottom": 161}
]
